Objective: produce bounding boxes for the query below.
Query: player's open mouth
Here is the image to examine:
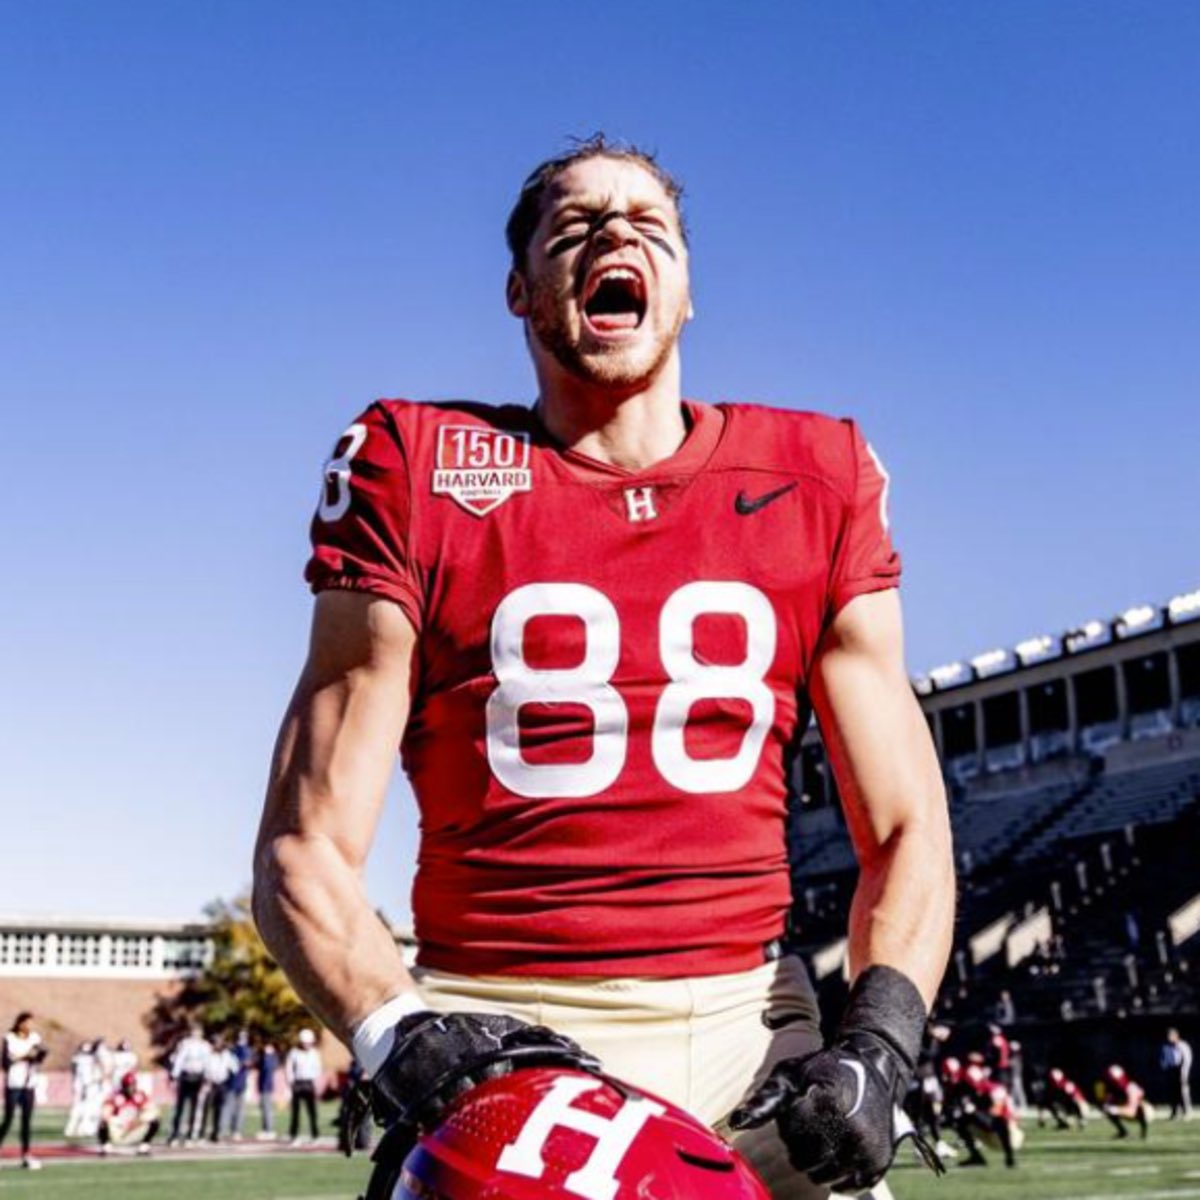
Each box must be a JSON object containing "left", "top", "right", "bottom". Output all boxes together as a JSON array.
[{"left": 581, "top": 265, "right": 647, "bottom": 335}]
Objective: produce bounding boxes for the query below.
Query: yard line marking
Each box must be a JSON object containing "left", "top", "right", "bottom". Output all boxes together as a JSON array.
[{"left": 1058, "top": 1190, "right": 1200, "bottom": 1200}]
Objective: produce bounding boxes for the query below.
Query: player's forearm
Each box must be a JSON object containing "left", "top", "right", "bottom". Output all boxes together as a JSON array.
[
  {"left": 846, "top": 785, "right": 954, "bottom": 1008},
  {"left": 253, "top": 826, "right": 412, "bottom": 1046}
]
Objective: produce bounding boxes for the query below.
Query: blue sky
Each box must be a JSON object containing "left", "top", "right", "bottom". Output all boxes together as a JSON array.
[{"left": 2, "top": 2, "right": 1197, "bottom": 922}]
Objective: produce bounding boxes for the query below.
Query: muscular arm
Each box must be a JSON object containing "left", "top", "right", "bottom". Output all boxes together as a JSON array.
[
  {"left": 253, "top": 590, "right": 419, "bottom": 1045},
  {"left": 809, "top": 588, "right": 955, "bottom": 1006}
]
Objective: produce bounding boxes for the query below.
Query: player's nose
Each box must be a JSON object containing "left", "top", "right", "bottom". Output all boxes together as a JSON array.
[{"left": 592, "top": 211, "right": 639, "bottom": 249}]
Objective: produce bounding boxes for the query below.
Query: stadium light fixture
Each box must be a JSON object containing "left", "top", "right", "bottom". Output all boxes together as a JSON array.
[
  {"left": 913, "top": 675, "right": 934, "bottom": 696},
  {"left": 1063, "top": 619, "right": 1111, "bottom": 654},
  {"left": 1114, "top": 604, "right": 1162, "bottom": 639},
  {"left": 929, "top": 662, "right": 972, "bottom": 690},
  {"left": 1015, "top": 634, "right": 1061, "bottom": 666},
  {"left": 1167, "top": 589, "right": 1200, "bottom": 624},
  {"left": 970, "top": 648, "right": 1015, "bottom": 679}
]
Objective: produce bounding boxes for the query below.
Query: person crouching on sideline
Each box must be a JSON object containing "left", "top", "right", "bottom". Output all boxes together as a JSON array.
[
  {"left": 99, "top": 1072, "right": 160, "bottom": 1156},
  {"left": 285, "top": 1029, "right": 322, "bottom": 1145}
]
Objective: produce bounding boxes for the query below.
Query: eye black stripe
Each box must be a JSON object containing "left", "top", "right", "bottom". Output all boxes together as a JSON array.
[{"left": 546, "top": 211, "right": 678, "bottom": 260}]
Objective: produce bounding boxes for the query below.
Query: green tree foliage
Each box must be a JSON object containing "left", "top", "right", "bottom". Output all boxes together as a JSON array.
[{"left": 148, "top": 894, "right": 317, "bottom": 1057}]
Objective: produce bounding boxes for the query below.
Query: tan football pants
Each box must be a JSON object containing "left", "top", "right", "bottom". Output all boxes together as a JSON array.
[{"left": 414, "top": 955, "right": 893, "bottom": 1200}]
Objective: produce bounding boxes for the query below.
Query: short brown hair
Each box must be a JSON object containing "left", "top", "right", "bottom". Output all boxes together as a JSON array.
[{"left": 505, "top": 134, "right": 687, "bottom": 271}]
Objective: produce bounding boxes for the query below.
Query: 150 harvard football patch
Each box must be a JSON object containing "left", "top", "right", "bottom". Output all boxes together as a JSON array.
[{"left": 432, "top": 425, "right": 532, "bottom": 516}]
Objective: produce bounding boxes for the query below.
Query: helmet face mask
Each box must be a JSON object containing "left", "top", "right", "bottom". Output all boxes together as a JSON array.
[{"left": 366, "top": 1068, "right": 768, "bottom": 1200}]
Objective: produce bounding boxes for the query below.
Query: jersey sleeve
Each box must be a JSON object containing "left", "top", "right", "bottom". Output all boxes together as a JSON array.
[
  {"left": 304, "top": 402, "right": 424, "bottom": 629},
  {"left": 827, "top": 420, "right": 901, "bottom": 615}
]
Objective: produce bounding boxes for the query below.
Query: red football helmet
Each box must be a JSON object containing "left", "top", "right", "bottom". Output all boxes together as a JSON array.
[
  {"left": 940, "top": 1056, "right": 962, "bottom": 1084},
  {"left": 368, "top": 1067, "right": 769, "bottom": 1200}
]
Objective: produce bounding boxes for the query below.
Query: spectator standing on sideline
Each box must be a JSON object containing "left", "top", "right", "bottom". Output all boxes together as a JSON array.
[
  {"left": 285, "top": 1029, "right": 322, "bottom": 1144},
  {"left": 1008, "top": 1039, "right": 1028, "bottom": 1111},
  {"left": 222, "top": 1030, "right": 251, "bottom": 1140},
  {"left": 110, "top": 1038, "right": 138, "bottom": 1082},
  {"left": 0, "top": 1011, "right": 47, "bottom": 1170},
  {"left": 1162, "top": 1028, "right": 1193, "bottom": 1120},
  {"left": 256, "top": 1040, "right": 279, "bottom": 1139},
  {"left": 64, "top": 1040, "right": 98, "bottom": 1137},
  {"left": 201, "top": 1036, "right": 238, "bottom": 1142},
  {"left": 994, "top": 989, "right": 1016, "bottom": 1026},
  {"left": 167, "top": 1024, "right": 210, "bottom": 1145},
  {"left": 1181, "top": 1032, "right": 1194, "bottom": 1118},
  {"left": 92, "top": 1036, "right": 114, "bottom": 1092}
]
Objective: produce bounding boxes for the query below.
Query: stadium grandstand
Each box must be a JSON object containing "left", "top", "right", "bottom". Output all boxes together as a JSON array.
[{"left": 790, "top": 586, "right": 1200, "bottom": 1090}]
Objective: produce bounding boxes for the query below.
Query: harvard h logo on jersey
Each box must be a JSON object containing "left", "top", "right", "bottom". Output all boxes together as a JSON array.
[{"left": 433, "top": 425, "right": 532, "bottom": 516}]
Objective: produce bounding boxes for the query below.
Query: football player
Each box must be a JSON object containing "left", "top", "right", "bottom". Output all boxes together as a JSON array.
[
  {"left": 254, "top": 135, "right": 955, "bottom": 1198},
  {"left": 1043, "top": 1067, "right": 1087, "bottom": 1130},
  {"left": 939, "top": 1057, "right": 1018, "bottom": 1169},
  {"left": 1102, "top": 1064, "right": 1149, "bottom": 1139},
  {"left": 98, "top": 1071, "right": 161, "bottom": 1156}
]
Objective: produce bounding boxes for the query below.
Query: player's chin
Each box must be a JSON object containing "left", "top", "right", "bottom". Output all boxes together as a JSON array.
[{"left": 573, "top": 344, "right": 659, "bottom": 389}]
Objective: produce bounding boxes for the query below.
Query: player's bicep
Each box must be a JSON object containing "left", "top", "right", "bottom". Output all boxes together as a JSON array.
[
  {"left": 260, "top": 590, "right": 416, "bottom": 870},
  {"left": 809, "top": 588, "right": 943, "bottom": 865}
]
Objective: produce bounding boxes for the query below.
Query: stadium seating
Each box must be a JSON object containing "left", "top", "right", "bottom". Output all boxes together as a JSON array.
[
  {"left": 1016, "top": 756, "right": 1200, "bottom": 858},
  {"left": 790, "top": 735, "right": 1200, "bottom": 1058}
]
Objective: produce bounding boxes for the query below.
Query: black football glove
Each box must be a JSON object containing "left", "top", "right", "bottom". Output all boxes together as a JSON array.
[
  {"left": 369, "top": 1010, "right": 600, "bottom": 1131},
  {"left": 730, "top": 965, "right": 940, "bottom": 1192},
  {"left": 352, "top": 1010, "right": 600, "bottom": 1191}
]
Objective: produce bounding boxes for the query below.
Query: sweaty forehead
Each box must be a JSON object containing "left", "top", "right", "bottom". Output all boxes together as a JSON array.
[{"left": 544, "top": 157, "right": 675, "bottom": 216}]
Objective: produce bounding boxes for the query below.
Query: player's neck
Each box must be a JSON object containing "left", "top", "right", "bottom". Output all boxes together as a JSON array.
[{"left": 534, "top": 359, "right": 688, "bottom": 471}]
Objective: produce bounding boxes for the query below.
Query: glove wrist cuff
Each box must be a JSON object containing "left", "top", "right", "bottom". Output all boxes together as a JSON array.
[
  {"left": 351, "top": 993, "right": 428, "bottom": 1078},
  {"left": 837, "top": 965, "right": 927, "bottom": 1074}
]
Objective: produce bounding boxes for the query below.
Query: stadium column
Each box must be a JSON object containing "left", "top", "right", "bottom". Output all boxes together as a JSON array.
[
  {"left": 1167, "top": 647, "right": 1183, "bottom": 726},
  {"left": 1018, "top": 689, "right": 1031, "bottom": 758},
  {"left": 973, "top": 700, "right": 985, "bottom": 773},
  {"left": 1066, "top": 674, "right": 1080, "bottom": 753},
  {"left": 1115, "top": 661, "right": 1130, "bottom": 740}
]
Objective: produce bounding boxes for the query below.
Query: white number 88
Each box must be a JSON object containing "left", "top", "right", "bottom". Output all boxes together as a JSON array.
[{"left": 486, "top": 581, "right": 776, "bottom": 797}]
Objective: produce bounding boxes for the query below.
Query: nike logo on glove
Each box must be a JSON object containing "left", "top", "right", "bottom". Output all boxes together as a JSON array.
[
  {"left": 841, "top": 1058, "right": 868, "bottom": 1118},
  {"left": 734, "top": 482, "right": 797, "bottom": 515}
]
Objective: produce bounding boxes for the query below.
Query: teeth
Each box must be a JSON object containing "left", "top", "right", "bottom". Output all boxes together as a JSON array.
[{"left": 586, "top": 266, "right": 644, "bottom": 302}]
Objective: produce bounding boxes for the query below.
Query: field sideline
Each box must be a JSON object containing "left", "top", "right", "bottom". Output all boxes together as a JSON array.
[{"left": 2, "top": 1107, "right": 1197, "bottom": 1198}]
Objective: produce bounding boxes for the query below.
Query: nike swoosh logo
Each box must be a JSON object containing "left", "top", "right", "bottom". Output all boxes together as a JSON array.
[
  {"left": 734, "top": 482, "right": 797, "bottom": 515},
  {"left": 841, "top": 1058, "right": 868, "bottom": 1118}
]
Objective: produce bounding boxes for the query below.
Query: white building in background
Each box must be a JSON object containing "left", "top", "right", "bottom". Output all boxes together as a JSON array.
[{"left": 0, "top": 913, "right": 415, "bottom": 1075}]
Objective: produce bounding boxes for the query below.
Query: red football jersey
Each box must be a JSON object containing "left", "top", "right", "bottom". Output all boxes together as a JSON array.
[{"left": 306, "top": 399, "right": 899, "bottom": 976}]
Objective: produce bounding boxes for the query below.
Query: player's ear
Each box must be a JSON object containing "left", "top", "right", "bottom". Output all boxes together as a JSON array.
[{"left": 506, "top": 269, "right": 529, "bottom": 318}]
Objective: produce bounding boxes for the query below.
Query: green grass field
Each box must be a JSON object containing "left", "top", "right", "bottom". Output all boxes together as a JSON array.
[{"left": 4, "top": 1107, "right": 1198, "bottom": 1198}]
